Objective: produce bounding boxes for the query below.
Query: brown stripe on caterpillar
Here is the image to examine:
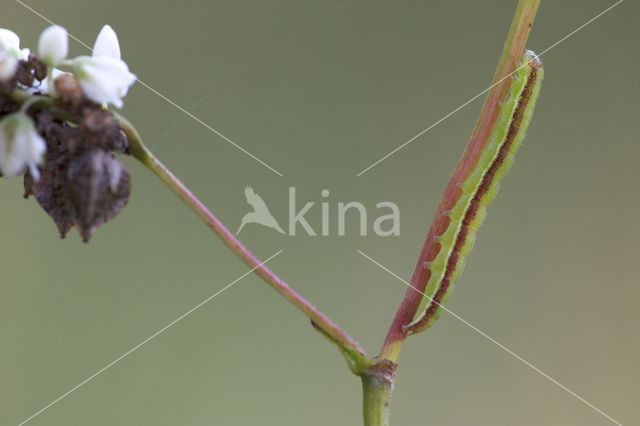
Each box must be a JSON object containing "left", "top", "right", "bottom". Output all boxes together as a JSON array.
[{"left": 404, "top": 53, "right": 543, "bottom": 333}]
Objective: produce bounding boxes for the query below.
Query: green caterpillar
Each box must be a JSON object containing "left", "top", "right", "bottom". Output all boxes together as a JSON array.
[{"left": 405, "top": 50, "right": 544, "bottom": 334}]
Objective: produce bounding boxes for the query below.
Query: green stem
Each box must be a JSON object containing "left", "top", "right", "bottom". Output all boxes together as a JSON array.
[
  {"left": 362, "top": 376, "right": 391, "bottom": 426},
  {"left": 19, "top": 95, "right": 49, "bottom": 114},
  {"left": 115, "top": 113, "right": 368, "bottom": 369},
  {"left": 10, "top": 90, "right": 75, "bottom": 122},
  {"left": 45, "top": 67, "right": 56, "bottom": 98},
  {"left": 361, "top": 360, "right": 397, "bottom": 426}
]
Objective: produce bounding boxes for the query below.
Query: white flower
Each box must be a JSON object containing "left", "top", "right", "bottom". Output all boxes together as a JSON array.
[
  {"left": 0, "top": 29, "right": 20, "bottom": 53},
  {"left": 16, "top": 47, "right": 30, "bottom": 61},
  {"left": 71, "top": 25, "right": 135, "bottom": 108},
  {"left": 38, "top": 25, "right": 68, "bottom": 65},
  {"left": 93, "top": 25, "right": 120, "bottom": 59},
  {"left": 73, "top": 55, "right": 136, "bottom": 108},
  {"left": 0, "top": 28, "right": 30, "bottom": 60},
  {"left": 0, "top": 113, "right": 46, "bottom": 180},
  {"left": 0, "top": 51, "right": 18, "bottom": 81}
]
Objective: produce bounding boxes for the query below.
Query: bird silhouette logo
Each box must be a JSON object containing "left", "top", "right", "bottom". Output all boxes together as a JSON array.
[{"left": 237, "top": 186, "right": 285, "bottom": 235}]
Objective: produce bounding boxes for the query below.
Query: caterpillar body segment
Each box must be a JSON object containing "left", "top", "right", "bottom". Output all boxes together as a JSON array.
[{"left": 405, "top": 51, "right": 544, "bottom": 334}]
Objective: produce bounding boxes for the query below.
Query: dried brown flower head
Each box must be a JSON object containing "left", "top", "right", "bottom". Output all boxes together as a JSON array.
[{"left": 2, "top": 55, "right": 132, "bottom": 242}]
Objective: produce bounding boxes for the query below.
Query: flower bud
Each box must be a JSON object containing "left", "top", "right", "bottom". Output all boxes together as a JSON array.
[
  {"left": 0, "top": 28, "right": 29, "bottom": 61},
  {"left": 0, "top": 113, "right": 46, "bottom": 180},
  {"left": 93, "top": 25, "right": 121, "bottom": 59},
  {"left": 0, "top": 28, "right": 20, "bottom": 53},
  {"left": 38, "top": 25, "right": 68, "bottom": 65},
  {"left": 0, "top": 50, "right": 18, "bottom": 81}
]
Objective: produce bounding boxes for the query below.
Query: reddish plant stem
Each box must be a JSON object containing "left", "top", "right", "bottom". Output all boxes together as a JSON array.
[
  {"left": 380, "top": 0, "right": 541, "bottom": 363},
  {"left": 117, "top": 114, "right": 366, "bottom": 363}
]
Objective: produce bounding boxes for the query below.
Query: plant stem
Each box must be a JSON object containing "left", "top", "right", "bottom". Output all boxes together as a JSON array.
[
  {"left": 18, "top": 95, "right": 48, "bottom": 113},
  {"left": 115, "top": 113, "right": 367, "bottom": 367},
  {"left": 362, "top": 375, "right": 392, "bottom": 426},
  {"left": 379, "top": 0, "right": 541, "bottom": 365},
  {"left": 360, "top": 360, "right": 396, "bottom": 426},
  {"left": 10, "top": 90, "right": 75, "bottom": 122},
  {"left": 114, "top": 3, "right": 540, "bottom": 424}
]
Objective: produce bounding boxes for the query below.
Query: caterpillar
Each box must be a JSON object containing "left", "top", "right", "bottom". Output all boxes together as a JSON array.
[{"left": 405, "top": 50, "right": 544, "bottom": 334}]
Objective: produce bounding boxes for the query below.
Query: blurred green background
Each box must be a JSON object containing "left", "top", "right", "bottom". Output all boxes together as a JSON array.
[{"left": 1, "top": 0, "right": 638, "bottom": 425}]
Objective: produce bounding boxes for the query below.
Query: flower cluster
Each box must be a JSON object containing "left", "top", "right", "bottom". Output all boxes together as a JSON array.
[{"left": 0, "top": 25, "right": 136, "bottom": 241}]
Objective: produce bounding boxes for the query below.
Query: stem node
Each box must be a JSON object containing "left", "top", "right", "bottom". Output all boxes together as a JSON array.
[{"left": 360, "top": 358, "right": 397, "bottom": 426}]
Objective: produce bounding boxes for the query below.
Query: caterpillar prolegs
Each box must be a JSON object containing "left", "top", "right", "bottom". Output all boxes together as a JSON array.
[{"left": 405, "top": 50, "right": 544, "bottom": 334}]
